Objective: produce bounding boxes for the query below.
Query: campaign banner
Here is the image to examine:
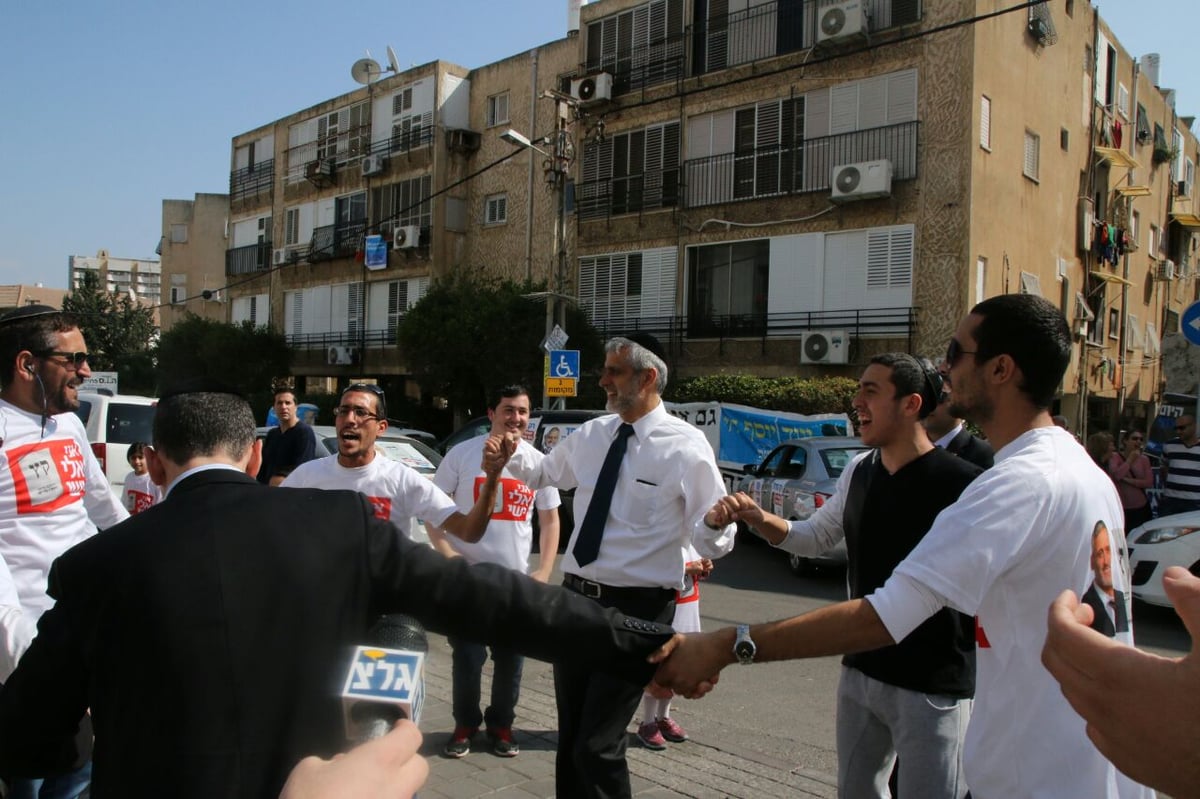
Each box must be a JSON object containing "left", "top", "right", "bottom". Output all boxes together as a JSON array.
[{"left": 717, "top": 403, "right": 851, "bottom": 466}]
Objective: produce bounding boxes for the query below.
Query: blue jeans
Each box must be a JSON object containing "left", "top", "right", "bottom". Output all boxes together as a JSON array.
[
  {"left": 449, "top": 636, "right": 523, "bottom": 730},
  {"left": 8, "top": 761, "right": 92, "bottom": 799}
]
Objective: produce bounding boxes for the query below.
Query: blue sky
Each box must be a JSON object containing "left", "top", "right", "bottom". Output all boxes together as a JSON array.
[{"left": 1, "top": 1, "right": 1194, "bottom": 289}]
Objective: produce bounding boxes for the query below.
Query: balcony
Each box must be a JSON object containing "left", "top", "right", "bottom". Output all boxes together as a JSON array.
[
  {"left": 368, "top": 125, "right": 435, "bottom": 157},
  {"left": 229, "top": 159, "right": 275, "bottom": 203},
  {"left": 308, "top": 222, "right": 367, "bottom": 262},
  {"left": 584, "top": 33, "right": 686, "bottom": 96},
  {"left": 225, "top": 242, "right": 272, "bottom": 277},
  {"left": 586, "top": 306, "right": 918, "bottom": 356},
  {"left": 692, "top": 0, "right": 810, "bottom": 75},
  {"left": 683, "top": 121, "right": 919, "bottom": 208},
  {"left": 285, "top": 329, "right": 396, "bottom": 350},
  {"left": 577, "top": 167, "right": 681, "bottom": 221}
]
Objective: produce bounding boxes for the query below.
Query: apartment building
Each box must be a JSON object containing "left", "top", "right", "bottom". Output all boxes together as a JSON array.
[
  {"left": 158, "top": 194, "right": 230, "bottom": 332},
  {"left": 67, "top": 250, "right": 161, "bottom": 307},
  {"left": 566, "top": 0, "right": 1198, "bottom": 432}
]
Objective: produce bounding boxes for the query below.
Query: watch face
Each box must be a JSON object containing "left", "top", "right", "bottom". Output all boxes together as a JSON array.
[{"left": 735, "top": 641, "right": 755, "bottom": 661}]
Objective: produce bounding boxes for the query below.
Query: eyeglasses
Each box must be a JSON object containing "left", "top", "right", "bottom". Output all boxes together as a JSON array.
[
  {"left": 944, "top": 338, "right": 978, "bottom": 368},
  {"left": 335, "top": 405, "right": 380, "bottom": 421},
  {"left": 33, "top": 350, "right": 90, "bottom": 370},
  {"left": 343, "top": 383, "right": 387, "bottom": 419}
]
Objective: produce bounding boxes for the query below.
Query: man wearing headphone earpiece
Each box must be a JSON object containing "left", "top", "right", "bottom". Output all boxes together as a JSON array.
[
  {"left": 0, "top": 305, "right": 126, "bottom": 799},
  {"left": 923, "top": 383, "right": 995, "bottom": 470},
  {"left": 720, "top": 353, "right": 984, "bottom": 799}
]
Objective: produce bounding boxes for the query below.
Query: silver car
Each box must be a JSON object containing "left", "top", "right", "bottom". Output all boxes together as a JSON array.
[{"left": 734, "top": 437, "right": 869, "bottom": 575}]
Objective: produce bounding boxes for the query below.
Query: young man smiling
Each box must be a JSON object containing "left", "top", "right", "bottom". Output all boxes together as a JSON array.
[{"left": 282, "top": 384, "right": 496, "bottom": 544}]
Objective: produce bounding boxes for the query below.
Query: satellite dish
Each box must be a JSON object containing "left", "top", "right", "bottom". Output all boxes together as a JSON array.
[
  {"left": 386, "top": 45, "right": 400, "bottom": 75},
  {"left": 351, "top": 58, "right": 383, "bottom": 85}
]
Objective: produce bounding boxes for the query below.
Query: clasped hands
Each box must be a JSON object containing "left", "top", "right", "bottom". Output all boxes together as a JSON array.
[{"left": 481, "top": 432, "right": 521, "bottom": 476}]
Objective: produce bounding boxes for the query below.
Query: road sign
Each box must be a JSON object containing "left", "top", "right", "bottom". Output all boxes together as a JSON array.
[
  {"left": 549, "top": 350, "right": 580, "bottom": 379},
  {"left": 542, "top": 324, "right": 569, "bottom": 353},
  {"left": 546, "top": 377, "right": 577, "bottom": 397},
  {"left": 1184, "top": 301, "right": 1200, "bottom": 346}
]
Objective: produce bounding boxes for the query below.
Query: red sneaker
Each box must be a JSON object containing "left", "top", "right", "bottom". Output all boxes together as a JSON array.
[
  {"left": 657, "top": 716, "right": 688, "bottom": 742},
  {"left": 636, "top": 721, "right": 667, "bottom": 750},
  {"left": 487, "top": 726, "right": 520, "bottom": 757},
  {"left": 442, "top": 726, "right": 477, "bottom": 758}
]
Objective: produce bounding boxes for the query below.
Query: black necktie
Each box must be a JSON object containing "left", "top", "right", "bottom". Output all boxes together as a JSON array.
[{"left": 573, "top": 423, "right": 634, "bottom": 567}]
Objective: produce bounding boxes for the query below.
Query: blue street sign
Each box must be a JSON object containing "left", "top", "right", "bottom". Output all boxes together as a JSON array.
[
  {"left": 550, "top": 350, "right": 580, "bottom": 379},
  {"left": 1183, "top": 301, "right": 1200, "bottom": 346}
]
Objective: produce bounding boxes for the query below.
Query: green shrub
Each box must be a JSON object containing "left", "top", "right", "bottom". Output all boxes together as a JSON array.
[{"left": 669, "top": 374, "right": 859, "bottom": 419}]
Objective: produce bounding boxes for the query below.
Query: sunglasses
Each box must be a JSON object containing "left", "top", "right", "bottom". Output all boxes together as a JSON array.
[
  {"left": 944, "top": 338, "right": 977, "bottom": 368},
  {"left": 33, "top": 350, "right": 90, "bottom": 369}
]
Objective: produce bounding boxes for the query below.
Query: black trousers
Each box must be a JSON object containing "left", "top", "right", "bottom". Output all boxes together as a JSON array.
[{"left": 553, "top": 580, "right": 675, "bottom": 799}]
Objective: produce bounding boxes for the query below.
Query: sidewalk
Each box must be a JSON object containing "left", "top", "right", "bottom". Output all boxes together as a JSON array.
[{"left": 416, "top": 631, "right": 837, "bottom": 799}]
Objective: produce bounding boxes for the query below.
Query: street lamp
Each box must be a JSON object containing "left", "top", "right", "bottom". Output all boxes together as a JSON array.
[{"left": 501, "top": 114, "right": 575, "bottom": 409}]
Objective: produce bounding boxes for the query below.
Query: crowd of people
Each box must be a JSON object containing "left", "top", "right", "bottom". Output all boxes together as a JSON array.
[{"left": 0, "top": 296, "right": 1195, "bottom": 799}]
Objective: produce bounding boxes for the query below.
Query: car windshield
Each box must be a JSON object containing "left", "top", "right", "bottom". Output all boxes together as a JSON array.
[
  {"left": 321, "top": 437, "right": 440, "bottom": 475},
  {"left": 820, "top": 447, "right": 870, "bottom": 478}
]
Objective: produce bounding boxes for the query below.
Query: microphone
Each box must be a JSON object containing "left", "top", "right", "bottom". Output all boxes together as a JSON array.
[{"left": 341, "top": 614, "right": 428, "bottom": 743}]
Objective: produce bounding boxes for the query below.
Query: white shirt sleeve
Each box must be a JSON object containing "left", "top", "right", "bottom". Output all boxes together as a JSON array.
[
  {"left": 865, "top": 571, "right": 952, "bottom": 644},
  {"left": 684, "top": 446, "right": 736, "bottom": 560},
  {"left": 775, "top": 452, "right": 865, "bottom": 557},
  {"left": 0, "top": 557, "right": 34, "bottom": 681}
]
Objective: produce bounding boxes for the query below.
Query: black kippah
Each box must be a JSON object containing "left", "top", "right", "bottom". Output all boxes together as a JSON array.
[
  {"left": 622, "top": 331, "right": 666, "bottom": 361},
  {"left": 0, "top": 305, "right": 61, "bottom": 326},
  {"left": 158, "top": 377, "right": 246, "bottom": 401}
]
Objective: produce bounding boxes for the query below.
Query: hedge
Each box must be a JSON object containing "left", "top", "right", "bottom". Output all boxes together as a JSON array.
[{"left": 668, "top": 374, "right": 860, "bottom": 418}]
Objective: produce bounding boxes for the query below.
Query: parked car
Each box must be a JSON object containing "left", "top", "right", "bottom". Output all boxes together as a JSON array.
[
  {"left": 439, "top": 409, "right": 611, "bottom": 551},
  {"left": 734, "top": 437, "right": 870, "bottom": 575},
  {"left": 1126, "top": 510, "right": 1200, "bottom": 607},
  {"left": 310, "top": 426, "right": 441, "bottom": 477},
  {"left": 74, "top": 392, "right": 158, "bottom": 498}
]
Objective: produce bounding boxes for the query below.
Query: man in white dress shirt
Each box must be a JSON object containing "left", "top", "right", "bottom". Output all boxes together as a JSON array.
[{"left": 495, "top": 335, "right": 735, "bottom": 799}]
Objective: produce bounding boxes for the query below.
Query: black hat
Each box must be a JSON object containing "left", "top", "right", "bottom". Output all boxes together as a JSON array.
[
  {"left": 158, "top": 377, "right": 247, "bottom": 402},
  {"left": 621, "top": 331, "right": 666, "bottom": 362},
  {"left": 0, "top": 305, "right": 62, "bottom": 326}
]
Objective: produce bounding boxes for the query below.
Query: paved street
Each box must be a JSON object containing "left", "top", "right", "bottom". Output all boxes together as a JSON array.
[{"left": 415, "top": 537, "right": 1190, "bottom": 798}]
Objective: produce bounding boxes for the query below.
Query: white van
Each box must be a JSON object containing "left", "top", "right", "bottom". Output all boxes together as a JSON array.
[{"left": 73, "top": 391, "right": 157, "bottom": 497}]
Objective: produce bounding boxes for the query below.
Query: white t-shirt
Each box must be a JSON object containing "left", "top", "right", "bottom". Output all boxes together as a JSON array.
[
  {"left": 123, "top": 471, "right": 161, "bottom": 514},
  {"left": 282, "top": 454, "right": 457, "bottom": 541},
  {"left": 433, "top": 435, "right": 559, "bottom": 573},
  {"left": 868, "top": 426, "right": 1151, "bottom": 798}
]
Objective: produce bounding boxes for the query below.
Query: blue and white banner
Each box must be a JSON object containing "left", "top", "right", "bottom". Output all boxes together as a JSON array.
[{"left": 665, "top": 401, "right": 851, "bottom": 471}]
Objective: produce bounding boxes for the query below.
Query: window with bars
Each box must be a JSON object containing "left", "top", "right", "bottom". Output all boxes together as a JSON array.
[
  {"left": 584, "top": 0, "right": 684, "bottom": 93},
  {"left": 371, "top": 175, "right": 433, "bottom": 235},
  {"left": 484, "top": 194, "right": 508, "bottom": 225},
  {"left": 317, "top": 102, "right": 370, "bottom": 162},
  {"left": 580, "top": 122, "right": 680, "bottom": 218},
  {"left": 487, "top": 93, "right": 509, "bottom": 127}
]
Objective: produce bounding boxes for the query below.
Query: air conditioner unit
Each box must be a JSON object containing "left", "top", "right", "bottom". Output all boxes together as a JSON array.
[
  {"left": 830, "top": 159, "right": 893, "bottom": 202},
  {"left": 361, "top": 154, "right": 387, "bottom": 177},
  {"left": 800, "top": 330, "right": 849, "bottom": 365},
  {"left": 305, "top": 159, "right": 335, "bottom": 180},
  {"left": 1156, "top": 259, "right": 1176, "bottom": 281},
  {"left": 446, "top": 128, "right": 481, "bottom": 152},
  {"left": 816, "top": 0, "right": 866, "bottom": 44},
  {"left": 392, "top": 225, "right": 421, "bottom": 250},
  {"left": 273, "top": 248, "right": 288, "bottom": 266},
  {"left": 326, "top": 345, "right": 358, "bottom": 366},
  {"left": 570, "top": 72, "right": 613, "bottom": 104}
]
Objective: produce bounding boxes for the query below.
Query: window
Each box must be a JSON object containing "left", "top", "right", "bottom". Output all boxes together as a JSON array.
[
  {"left": 581, "top": 122, "right": 680, "bottom": 218},
  {"left": 980, "top": 96, "right": 991, "bottom": 150},
  {"left": 687, "top": 240, "right": 770, "bottom": 325},
  {"left": 578, "top": 247, "right": 677, "bottom": 323},
  {"left": 976, "top": 257, "right": 987, "bottom": 304},
  {"left": 1019, "top": 271, "right": 1042, "bottom": 297},
  {"left": 484, "top": 194, "right": 508, "bottom": 225},
  {"left": 391, "top": 83, "right": 432, "bottom": 153},
  {"left": 1132, "top": 211, "right": 1140, "bottom": 245},
  {"left": 1145, "top": 322, "right": 1160, "bottom": 356},
  {"left": 169, "top": 286, "right": 186, "bottom": 305},
  {"left": 232, "top": 293, "right": 269, "bottom": 326},
  {"left": 317, "top": 102, "right": 370, "bottom": 162},
  {"left": 370, "top": 175, "right": 433, "bottom": 236},
  {"left": 1150, "top": 223, "right": 1160, "bottom": 255},
  {"left": 170, "top": 224, "right": 188, "bottom": 243},
  {"left": 367, "top": 278, "right": 429, "bottom": 332},
  {"left": 1117, "top": 83, "right": 1130, "bottom": 118},
  {"left": 1186, "top": 159, "right": 1196, "bottom": 197},
  {"left": 585, "top": 0, "right": 684, "bottom": 92},
  {"left": 1023, "top": 131, "right": 1040, "bottom": 181},
  {"left": 1126, "top": 314, "right": 1140, "bottom": 351},
  {"left": 486, "top": 93, "right": 509, "bottom": 127},
  {"left": 1108, "top": 308, "right": 1120, "bottom": 339},
  {"left": 1060, "top": 128, "right": 1069, "bottom": 151},
  {"left": 285, "top": 208, "right": 300, "bottom": 246}
]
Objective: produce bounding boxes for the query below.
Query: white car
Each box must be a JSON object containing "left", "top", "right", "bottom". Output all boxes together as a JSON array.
[
  {"left": 1126, "top": 510, "right": 1200, "bottom": 607},
  {"left": 74, "top": 391, "right": 158, "bottom": 498}
]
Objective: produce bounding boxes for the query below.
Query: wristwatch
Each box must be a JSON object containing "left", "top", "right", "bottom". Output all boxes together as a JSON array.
[{"left": 733, "top": 624, "right": 756, "bottom": 665}]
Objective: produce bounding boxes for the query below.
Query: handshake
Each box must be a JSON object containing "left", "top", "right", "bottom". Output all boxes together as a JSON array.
[{"left": 481, "top": 432, "right": 521, "bottom": 475}]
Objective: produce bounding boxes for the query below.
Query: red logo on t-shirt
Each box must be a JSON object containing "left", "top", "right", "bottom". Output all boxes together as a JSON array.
[
  {"left": 127, "top": 490, "right": 155, "bottom": 515},
  {"left": 6, "top": 439, "right": 87, "bottom": 515},
  {"left": 365, "top": 496, "right": 392, "bottom": 521},
  {"left": 474, "top": 476, "right": 534, "bottom": 522},
  {"left": 975, "top": 617, "right": 991, "bottom": 648}
]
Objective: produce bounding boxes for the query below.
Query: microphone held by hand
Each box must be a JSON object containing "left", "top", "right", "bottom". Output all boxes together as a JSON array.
[{"left": 341, "top": 615, "right": 428, "bottom": 743}]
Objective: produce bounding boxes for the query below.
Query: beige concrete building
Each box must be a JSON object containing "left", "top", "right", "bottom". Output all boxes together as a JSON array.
[
  {"left": 67, "top": 251, "right": 161, "bottom": 328},
  {"left": 0, "top": 285, "right": 67, "bottom": 314},
  {"left": 158, "top": 194, "right": 230, "bottom": 332},
  {"left": 219, "top": 0, "right": 1197, "bottom": 432}
]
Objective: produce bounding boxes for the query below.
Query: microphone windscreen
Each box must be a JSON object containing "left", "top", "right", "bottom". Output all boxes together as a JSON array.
[{"left": 367, "top": 614, "right": 428, "bottom": 653}]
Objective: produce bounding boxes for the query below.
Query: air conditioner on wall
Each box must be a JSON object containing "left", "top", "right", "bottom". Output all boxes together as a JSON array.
[
  {"left": 1156, "top": 259, "right": 1176, "bottom": 281},
  {"left": 800, "top": 330, "right": 849, "bottom": 364},
  {"left": 392, "top": 225, "right": 421, "bottom": 250},
  {"left": 816, "top": 0, "right": 866, "bottom": 43},
  {"left": 273, "top": 248, "right": 288, "bottom": 266},
  {"left": 326, "top": 345, "right": 358, "bottom": 366},
  {"left": 830, "top": 159, "right": 893, "bottom": 202},
  {"left": 570, "top": 72, "right": 613, "bottom": 104},
  {"left": 361, "top": 154, "right": 387, "bottom": 177}
]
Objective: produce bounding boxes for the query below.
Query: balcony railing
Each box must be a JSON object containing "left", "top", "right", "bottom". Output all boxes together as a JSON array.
[
  {"left": 229, "top": 159, "right": 275, "bottom": 203},
  {"left": 585, "top": 35, "right": 686, "bottom": 96},
  {"left": 577, "top": 167, "right": 681, "bottom": 221},
  {"left": 683, "top": 121, "right": 919, "bottom": 209},
  {"left": 367, "top": 125, "right": 436, "bottom": 157},
  {"left": 308, "top": 222, "right": 367, "bottom": 262},
  {"left": 585, "top": 306, "right": 918, "bottom": 355},
  {"left": 692, "top": 0, "right": 811, "bottom": 75},
  {"left": 285, "top": 329, "right": 396, "bottom": 350},
  {"left": 225, "top": 242, "right": 272, "bottom": 277}
]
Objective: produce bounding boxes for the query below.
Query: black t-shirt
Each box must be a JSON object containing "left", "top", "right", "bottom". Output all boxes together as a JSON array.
[
  {"left": 842, "top": 447, "right": 983, "bottom": 698},
  {"left": 256, "top": 422, "right": 318, "bottom": 484}
]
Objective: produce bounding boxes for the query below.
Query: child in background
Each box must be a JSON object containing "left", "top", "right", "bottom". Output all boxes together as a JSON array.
[
  {"left": 123, "top": 442, "right": 160, "bottom": 514},
  {"left": 635, "top": 549, "right": 714, "bottom": 749}
]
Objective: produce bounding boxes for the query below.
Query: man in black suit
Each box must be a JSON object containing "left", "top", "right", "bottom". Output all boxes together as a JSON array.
[
  {"left": 1081, "top": 520, "right": 1130, "bottom": 637},
  {"left": 923, "top": 385, "right": 994, "bottom": 469},
  {"left": 0, "top": 381, "right": 676, "bottom": 799}
]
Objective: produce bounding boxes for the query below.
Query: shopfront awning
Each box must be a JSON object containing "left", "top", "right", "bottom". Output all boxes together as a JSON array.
[{"left": 1089, "top": 270, "right": 1135, "bottom": 286}]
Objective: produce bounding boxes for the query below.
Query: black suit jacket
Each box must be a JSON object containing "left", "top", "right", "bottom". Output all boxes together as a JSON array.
[
  {"left": 1082, "top": 584, "right": 1129, "bottom": 637},
  {"left": 0, "top": 470, "right": 671, "bottom": 798},
  {"left": 945, "top": 428, "right": 995, "bottom": 469}
]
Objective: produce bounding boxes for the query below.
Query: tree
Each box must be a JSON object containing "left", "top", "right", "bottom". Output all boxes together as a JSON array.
[
  {"left": 398, "top": 273, "right": 604, "bottom": 416},
  {"left": 154, "top": 314, "right": 292, "bottom": 408},
  {"left": 62, "top": 270, "right": 157, "bottom": 386}
]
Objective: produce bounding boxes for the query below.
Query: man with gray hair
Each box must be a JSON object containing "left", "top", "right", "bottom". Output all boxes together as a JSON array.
[
  {"left": 495, "top": 334, "right": 736, "bottom": 799},
  {"left": 0, "top": 379, "right": 679, "bottom": 798}
]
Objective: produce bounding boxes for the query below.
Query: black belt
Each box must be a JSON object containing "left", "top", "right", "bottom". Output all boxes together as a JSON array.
[{"left": 563, "top": 574, "right": 674, "bottom": 602}]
